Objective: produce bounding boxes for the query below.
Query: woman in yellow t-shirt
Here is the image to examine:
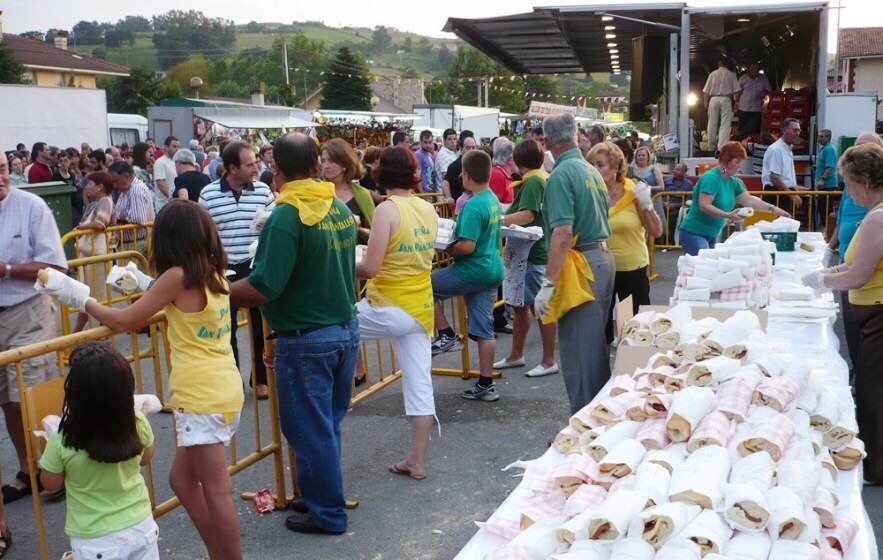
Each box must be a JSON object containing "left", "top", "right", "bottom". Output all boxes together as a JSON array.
[
  {"left": 586, "top": 142, "right": 662, "bottom": 343},
  {"left": 802, "top": 142, "right": 883, "bottom": 482},
  {"left": 356, "top": 146, "right": 438, "bottom": 480},
  {"left": 83, "top": 199, "right": 245, "bottom": 559}
]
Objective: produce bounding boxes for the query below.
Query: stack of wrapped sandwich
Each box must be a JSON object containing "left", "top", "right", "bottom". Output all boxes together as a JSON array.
[
  {"left": 478, "top": 309, "right": 863, "bottom": 560},
  {"left": 436, "top": 218, "right": 456, "bottom": 250},
  {"left": 672, "top": 229, "right": 776, "bottom": 309}
]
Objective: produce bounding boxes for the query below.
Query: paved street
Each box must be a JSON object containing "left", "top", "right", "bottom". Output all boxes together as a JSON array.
[{"left": 2, "top": 249, "right": 881, "bottom": 559}]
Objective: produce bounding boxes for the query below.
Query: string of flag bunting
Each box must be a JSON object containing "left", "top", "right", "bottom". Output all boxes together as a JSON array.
[{"left": 289, "top": 66, "right": 628, "bottom": 104}]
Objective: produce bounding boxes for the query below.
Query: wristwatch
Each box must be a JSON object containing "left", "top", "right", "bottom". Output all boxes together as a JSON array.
[{"left": 2, "top": 264, "right": 12, "bottom": 280}]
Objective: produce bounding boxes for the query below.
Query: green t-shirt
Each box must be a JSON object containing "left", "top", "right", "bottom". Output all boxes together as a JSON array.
[
  {"left": 543, "top": 148, "right": 611, "bottom": 244},
  {"left": 680, "top": 167, "right": 747, "bottom": 238},
  {"left": 453, "top": 188, "right": 505, "bottom": 287},
  {"left": 507, "top": 174, "right": 548, "bottom": 265},
  {"left": 249, "top": 200, "right": 358, "bottom": 332},
  {"left": 39, "top": 410, "right": 154, "bottom": 538}
]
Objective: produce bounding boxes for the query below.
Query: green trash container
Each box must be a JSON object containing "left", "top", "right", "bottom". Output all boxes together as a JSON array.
[{"left": 21, "top": 181, "right": 77, "bottom": 259}]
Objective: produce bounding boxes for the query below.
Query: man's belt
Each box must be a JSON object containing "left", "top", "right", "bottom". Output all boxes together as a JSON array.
[{"left": 574, "top": 241, "right": 608, "bottom": 252}]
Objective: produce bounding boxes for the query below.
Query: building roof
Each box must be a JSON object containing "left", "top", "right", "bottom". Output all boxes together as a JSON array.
[
  {"left": 2, "top": 34, "right": 129, "bottom": 77},
  {"left": 839, "top": 27, "right": 883, "bottom": 59}
]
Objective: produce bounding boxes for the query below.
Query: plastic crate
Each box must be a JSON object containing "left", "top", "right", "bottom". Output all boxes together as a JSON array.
[
  {"left": 768, "top": 92, "right": 786, "bottom": 104},
  {"left": 767, "top": 106, "right": 785, "bottom": 117},
  {"left": 761, "top": 231, "right": 797, "bottom": 252},
  {"left": 786, "top": 105, "right": 809, "bottom": 117}
]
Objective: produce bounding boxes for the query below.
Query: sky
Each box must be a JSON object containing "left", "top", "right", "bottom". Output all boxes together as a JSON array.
[{"left": 2, "top": 0, "right": 883, "bottom": 51}]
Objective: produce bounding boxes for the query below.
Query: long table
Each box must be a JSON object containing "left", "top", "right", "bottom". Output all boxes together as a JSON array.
[{"left": 455, "top": 235, "right": 878, "bottom": 560}]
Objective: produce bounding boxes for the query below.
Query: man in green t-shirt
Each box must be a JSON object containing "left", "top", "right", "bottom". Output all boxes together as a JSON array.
[
  {"left": 535, "top": 113, "right": 616, "bottom": 414},
  {"left": 230, "top": 133, "right": 358, "bottom": 536},
  {"left": 431, "top": 150, "right": 505, "bottom": 402}
]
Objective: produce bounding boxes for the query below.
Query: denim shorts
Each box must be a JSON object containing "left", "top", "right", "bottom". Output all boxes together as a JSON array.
[
  {"left": 522, "top": 263, "right": 546, "bottom": 308},
  {"left": 431, "top": 267, "right": 497, "bottom": 340}
]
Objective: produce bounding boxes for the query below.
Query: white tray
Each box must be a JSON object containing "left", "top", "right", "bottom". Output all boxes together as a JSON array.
[{"left": 501, "top": 226, "right": 543, "bottom": 241}]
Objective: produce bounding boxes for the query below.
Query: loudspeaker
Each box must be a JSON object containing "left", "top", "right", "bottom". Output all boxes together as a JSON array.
[{"left": 629, "top": 35, "right": 667, "bottom": 120}]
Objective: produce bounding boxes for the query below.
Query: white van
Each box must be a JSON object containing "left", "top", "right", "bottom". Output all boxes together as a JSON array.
[{"left": 108, "top": 113, "right": 148, "bottom": 147}]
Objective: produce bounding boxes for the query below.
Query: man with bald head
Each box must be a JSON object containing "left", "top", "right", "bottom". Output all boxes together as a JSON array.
[
  {"left": 826, "top": 131, "right": 881, "bottom": 380},
  {"left": 230, "top": 133, "right": 359, "bottom": 536}
]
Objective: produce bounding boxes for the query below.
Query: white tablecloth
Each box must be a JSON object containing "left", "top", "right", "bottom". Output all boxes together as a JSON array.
[{"left": 455, "top": 236, "right": 878, "bottom": 560}]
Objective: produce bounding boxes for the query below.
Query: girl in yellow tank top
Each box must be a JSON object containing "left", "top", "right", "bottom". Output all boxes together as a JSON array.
[
  {"left": 355, "top": 146, "right": 438, "bottom": 480},
  {"left": 84, "top": 199, "right": 244, "bottom": 558}
]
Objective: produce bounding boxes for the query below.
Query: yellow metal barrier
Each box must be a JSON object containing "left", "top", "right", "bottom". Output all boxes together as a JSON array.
[
  {"left": 647, "top": 189, "right": 843, "bottom": 279},
  {"left": 0, "top": 310, "right": 286, "bottom": 560},
  {"left": 60, "top": 222, "right": 154, "bottom": 261}
]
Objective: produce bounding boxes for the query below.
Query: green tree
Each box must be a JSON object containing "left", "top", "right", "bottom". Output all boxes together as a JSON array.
[
  {"left": 401, "top": 66, "right": 419, "bottom": 79},
  {"left": 403, "top": 36, "right": 412, "bottom": 53},
  {"left": 0, "top": 42, "right": 25, "bottom": 84},
  {"left": 91, "top": 47, "right": 108, "bottom": 60},
  {"left": 102, "top": 67, "right": 161, "bottom": 114},
  {"left": 157, "top": 79, "right": 184, "bottom": 100},
  {"left": 371, "top": 26, "right": 392, "bottom": 54},
  {"left": 321, "top": 47, "right": 372, "bottom": 110},
  {"left": 437, "top": 45, "right": 453, "bottom": 69},
  {"left": 116, "top": 16, "right": 151, "bottom": 33},
  {"left": 71, "top": 21, "right": 103, "bottom": 45},
  {"left": 165, "top": 56, "right": 212, "bottom": 95},
  {"left": 151, "top": 10, "right": 236, "bottom": 68},
  {"left": 214, "top": 79, "right": 250, "bottom": 98}
]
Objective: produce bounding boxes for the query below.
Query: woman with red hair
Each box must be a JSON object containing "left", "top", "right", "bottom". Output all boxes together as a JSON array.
[
  {"left": 355, "top": 146, "right": 439, "bottom": 480},
  {"left": 679, "top": 141, "right": 790, "bottom": 255}
]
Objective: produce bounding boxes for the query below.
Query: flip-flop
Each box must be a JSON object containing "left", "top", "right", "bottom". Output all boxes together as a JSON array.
[
  {"left": 1, "top": 471, "right": 35, "bottom": 504},
  {"left": 0, "top": 526, "right": 11, "bottom": 559},
  {"left": 388, "top": 464, "right": 426, "bottom": 481}
]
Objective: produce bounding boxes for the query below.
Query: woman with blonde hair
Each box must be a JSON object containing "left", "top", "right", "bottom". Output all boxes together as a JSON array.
[
  {"left": 802, "top": 142, "right": 883, "bottom": 482},
  {"left": 587, "top": 142, "right": 662, "bottom": 342}
]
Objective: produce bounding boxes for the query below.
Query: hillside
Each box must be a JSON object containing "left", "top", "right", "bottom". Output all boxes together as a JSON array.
[{"left": 73, "top": 21, "right": 460, "bottom": 78}]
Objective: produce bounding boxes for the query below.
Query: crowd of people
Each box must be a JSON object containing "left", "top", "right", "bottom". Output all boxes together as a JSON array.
[{"left": 1, "top": 112, "right": 883, "bottom": 558}]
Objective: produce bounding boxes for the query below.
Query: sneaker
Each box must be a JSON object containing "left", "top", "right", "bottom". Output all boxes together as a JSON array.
[
  {"left": 432, "top": 334, "right": 463, "bottom": 356},
  {"left": 493, "top": 357, "right": 526, "bottom": 369},
  {"left": 461, "top": 381, "right": 500, "bottom": 401},
  {"left": 524, "top": 363, "right": 560, "bottom": 378},
  {"left": 494, "top": 323, "right": 514, "bottom": 334},
  {"left": 431, "top": 333, "right": 462, "bottom": 355}
]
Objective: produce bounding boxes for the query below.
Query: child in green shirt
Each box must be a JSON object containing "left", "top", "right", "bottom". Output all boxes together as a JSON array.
[{"left": 40, "top": 343, "right": 158, "bottom": 559}]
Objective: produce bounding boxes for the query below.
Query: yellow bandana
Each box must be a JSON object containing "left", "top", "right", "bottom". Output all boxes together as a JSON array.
[
  {"left": 276, "top": 178, "right": 336, "bottom": 226},
  {"left": 541, "top": 238, "right": 596, "bottom": 325},
  {"left": 509, "top": 168, "right": 550, "bottom": 191}
]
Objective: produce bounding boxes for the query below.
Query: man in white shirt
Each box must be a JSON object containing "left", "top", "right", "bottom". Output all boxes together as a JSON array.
[
  {"left": 738, "top": 63, "right": 772, "bottom": 139},
  {"left": 152, "top": 136, "right": 180, "bottom": 212},
  {"left": 702, "top": 60, "right": 741, "bottom": 151},
  {"left": 761, "top": 118, "right": 803, "bottom": 215},
  {"left": 434, "top": 128, "right": 458, "bottom": 193}
]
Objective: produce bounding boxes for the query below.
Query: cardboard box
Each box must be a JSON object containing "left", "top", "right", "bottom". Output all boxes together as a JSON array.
[{"left": 611, "top": 303, "right": 768, "bottom": 377}]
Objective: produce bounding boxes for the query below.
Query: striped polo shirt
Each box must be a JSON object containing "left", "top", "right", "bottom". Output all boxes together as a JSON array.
[{"left": 198, "top": 176, "right": 274, "bottom": 265}]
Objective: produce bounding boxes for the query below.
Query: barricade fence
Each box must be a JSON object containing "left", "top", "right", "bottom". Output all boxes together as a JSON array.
[
  {"left": 647, "top": 189, "right": 842, "bottom": 279},
  {"left": 0, "top": 308, "right": 286, "bottom": 559}
]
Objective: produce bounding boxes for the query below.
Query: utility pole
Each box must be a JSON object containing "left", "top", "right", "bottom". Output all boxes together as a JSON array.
[
  {"left": 477, "top": 79, "right": 482, "bottom": 106},
  {"left": 485, "top": 79, "right": 489, "bottom": 107},
  {"left": 283, "top": 43, "right": 290, "bottom": 86}
]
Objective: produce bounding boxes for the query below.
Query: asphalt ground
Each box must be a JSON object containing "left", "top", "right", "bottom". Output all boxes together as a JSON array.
[{"left": 1, "top": 249, "right": 881, "bottom": 559}]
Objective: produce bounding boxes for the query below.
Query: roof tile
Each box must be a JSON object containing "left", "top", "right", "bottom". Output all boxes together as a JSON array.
[
  {"left": 839, "top": 27, "right": 883, "bottom": 59},
  {"left": 2, "top": 33, "right": 129, "bottom": 76}
]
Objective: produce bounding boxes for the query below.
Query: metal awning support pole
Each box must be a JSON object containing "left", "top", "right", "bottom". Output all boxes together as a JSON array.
[
  {"left": 594, "top": 11, "right": 681, "bottom": 32},
  {"left": 669, "top": 32, "right": 679, "bottom": 137},
  {"left": 679, "top": 8, "right": 691, "bottom": 158},
  {"left": 816, "top": 4, "right": 829, "bottom": 130}
]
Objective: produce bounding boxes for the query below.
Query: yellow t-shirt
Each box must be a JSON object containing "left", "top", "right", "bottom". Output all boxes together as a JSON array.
[
  {"left": 607, "top": 179, "right": 650, "bottom": 272},
  {"left": 366, "top": 195, "right": 438, "bottom": 334},
  {"left": 165, "top": 281, "right": 245, "bottom": 416},
  {"left": 845, "top": 203, "right": 883, "bottom": 305}
]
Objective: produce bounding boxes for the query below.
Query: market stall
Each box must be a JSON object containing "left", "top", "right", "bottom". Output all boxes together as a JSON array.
[
  {"left": 314, "top": 110, "right": 417, "bottom": 146},
  {"left": 454, "top": 230, "right": 876, "bottom": 559}
]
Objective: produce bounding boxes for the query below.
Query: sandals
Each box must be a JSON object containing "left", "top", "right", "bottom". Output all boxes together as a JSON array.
[
  {"left": 388, "top": 463, "right": 426, "bottom": 481},
  {"left": 0, "top": 525, "right": 10, "bottom": 558},
  {"left": 1, "top": 471, "right": 36, "bottom": 504}
]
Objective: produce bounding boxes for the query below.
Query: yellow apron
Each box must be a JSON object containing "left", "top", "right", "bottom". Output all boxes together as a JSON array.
[{"left": 541, "top": 238, "right": 595, "bottom": 325}]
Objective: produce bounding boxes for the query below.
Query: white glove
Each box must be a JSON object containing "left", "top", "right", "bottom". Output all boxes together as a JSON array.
[
  {"left": 801, "top": 270, "right": 827, "bottom": 290},
  {"left": 533, "top": 279, "right": 555, "bottom": 318},
  {"left": 633, "top": 181, "right": 654, "bottom": 211},
  {"left": 248, "top": 240, "right": 260, "bottom": 261},
  {"left": 107, "top": 262, "right": 154, "bottom": 294},
  {"left": 251, "top": 207, "right": 269, "bottom": 232},
  {"left": 822, "top": 246, "right": 837, "bottom": 269},
  {"left": 34, "top": 268, "right": 93, "bottom": 311}
]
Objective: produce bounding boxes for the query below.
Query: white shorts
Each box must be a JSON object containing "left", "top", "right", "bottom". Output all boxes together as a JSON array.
[
  {"left": 356, "top": 299, "right": 435, "bottom": 416},
  {"left": 70, "top": 516, "right": 159, "bottom": 560},
  {"left": 174, "top": 411, "right": 240, "bottom": 447}
]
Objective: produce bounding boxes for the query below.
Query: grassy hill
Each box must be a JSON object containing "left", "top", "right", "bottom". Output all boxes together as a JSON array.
[{"left": 73, "top": 22, "right": 460, "bottom": 78}]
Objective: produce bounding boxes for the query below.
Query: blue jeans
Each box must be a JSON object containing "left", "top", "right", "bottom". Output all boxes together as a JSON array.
[
  {"left": 679, "top": 228, "right": 717, "bottom": 256},
  {"left": 274, "top": 319, "right": 359, "bottom": 532}
]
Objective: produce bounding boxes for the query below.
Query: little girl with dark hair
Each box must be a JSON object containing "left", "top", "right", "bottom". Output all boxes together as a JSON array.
[{"left": 40, "top": 342, "right": 158, "bottom": 559}]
